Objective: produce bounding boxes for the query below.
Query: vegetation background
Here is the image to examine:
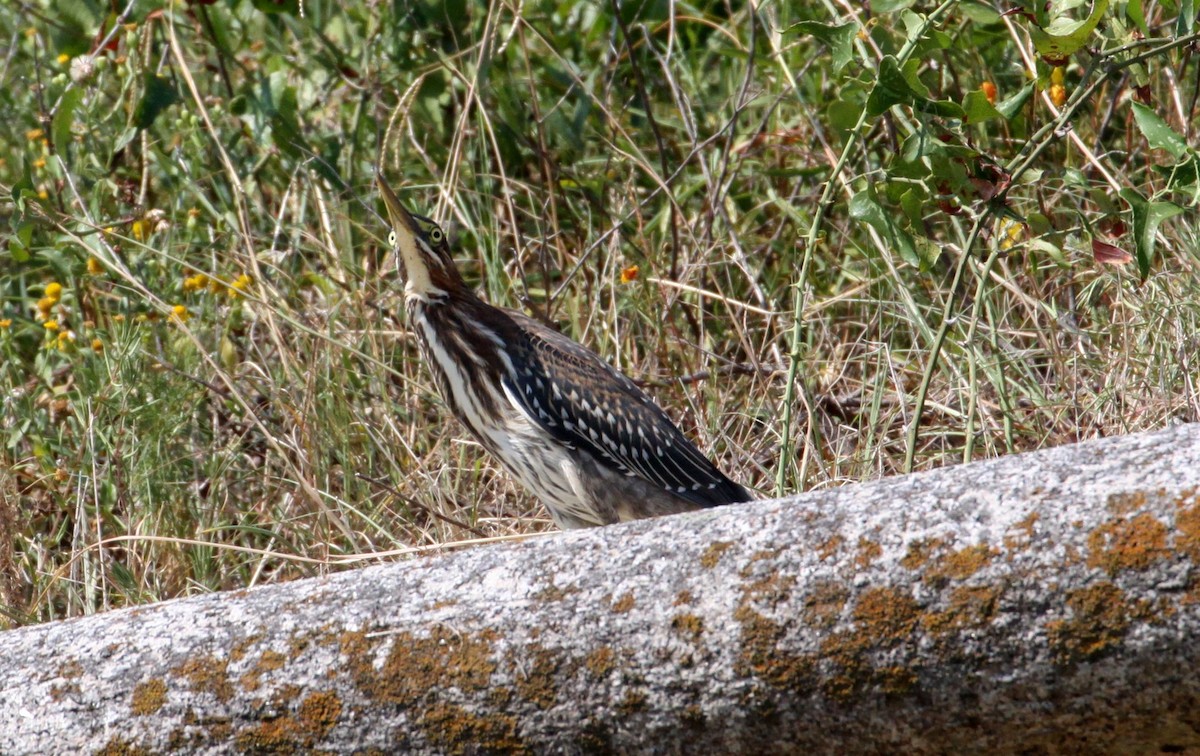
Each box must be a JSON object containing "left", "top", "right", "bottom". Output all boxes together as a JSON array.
[{"left": 1, "top": 0, "right": 1196, "bottom": 627}]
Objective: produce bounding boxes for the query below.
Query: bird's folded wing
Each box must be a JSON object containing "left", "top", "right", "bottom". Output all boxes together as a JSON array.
[{"left": 499, "top": 310, "right": 749, "bottom": 508}]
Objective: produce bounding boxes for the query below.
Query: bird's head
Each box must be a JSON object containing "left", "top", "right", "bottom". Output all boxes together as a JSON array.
[{"left": 376, "top": 171, "right": 463, "bottom": 298}]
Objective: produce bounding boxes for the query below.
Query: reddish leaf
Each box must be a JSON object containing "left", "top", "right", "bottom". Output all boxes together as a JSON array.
[{"left": 1092, "top": 238, "right": 1132, "bottom": 265}]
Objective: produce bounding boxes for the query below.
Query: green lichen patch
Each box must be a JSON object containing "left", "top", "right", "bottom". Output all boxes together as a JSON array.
[
  {"left": 418, "top": 701, "right": 526, "bottom": 755},
  {"left": 130, "top": 678, "right": 168, "bottom": 716},
  {"left": 1045, "top": 582, "right": 1135, "bottom": 663},
  {"left": 699, "top": 540, "right": 733, "bottom": 569},
  {"left": 173, "top": 655, "right": 234, "bottom": 703},
  {"left": 1086, "top": 512, "right": 1170, "bottom": 576}
]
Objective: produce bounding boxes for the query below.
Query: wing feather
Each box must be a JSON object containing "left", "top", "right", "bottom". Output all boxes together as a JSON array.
[{"left": 500, "top": 310, "right": 750, "bottom": 508}]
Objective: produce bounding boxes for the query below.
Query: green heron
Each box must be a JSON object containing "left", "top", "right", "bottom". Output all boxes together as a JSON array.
[{"left": 377, "top": 172, "right": 752, "bottom": 529}]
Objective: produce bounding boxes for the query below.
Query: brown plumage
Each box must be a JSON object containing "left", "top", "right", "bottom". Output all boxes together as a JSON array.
[{"left": 378, "top": 172, "right": 752, "bottom": 529}]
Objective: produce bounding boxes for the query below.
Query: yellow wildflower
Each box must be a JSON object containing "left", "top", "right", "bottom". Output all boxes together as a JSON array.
[
  {"left": 37, "top": 188, "right": 49, "bottom": 200},
  {"left": 131, "top": 219, "right": 148, "bottom": 241},
  {"left": 33, "top": 157, "right": 46, "bottom": 170},
  {"left": 44, "top": 319, "right": 59, "bottom": 331},
  {"left": 229, "top": 273, "right": 253, "bottom": 297},
  {"left": 57, "top": 53, "right": 70, "bottom": 65},
  {"left": 26, "top": 128, "right": 44, "bottom": 141},
  {"left": 113, "top": 314, "right": 126, "bottom": 322},
  {"left": 91, "top": 338, "right": 103, "bottom": 352},
  {"left": 36, "top": 297, "right": 56, "bottom": 319},
  {"left": 183, "top": 273, "right": 209, "bottom": 293},
  {"left": 0, "top": 318, "right": 12, "bottom": 329},
  {"left": 57, "top": 330, "right": 76, "bottom": 350},
  {"left": 171, "top": 304, "right": 190, "bottom": 323},
  {"left": 619, "top": 265, "right": 639, "bottom": 284},
  {"left": 87, "top": 257, "right": 104, "bottom": 275},
  {"left": 45, "top": 282, "right": 63, "bottom": 301}
]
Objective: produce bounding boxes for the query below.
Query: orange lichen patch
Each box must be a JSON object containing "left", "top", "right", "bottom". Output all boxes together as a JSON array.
[
  {"left": 512, "top": 644, "right": 562, "bottom": 710},
  {"left": 618, "top": 688, "right": 649, "bottom": 715},
  {"left": 584, "top": 647, "right": 616, "bottom": 679},
  {"left": 240, "top": 649, "right": 286, "bottom": 692},
  {"left": 173, "top": 655, "right": 233, "bottom": 703},
  {"left": 1046, "top": 583, "right": 1133, "bottom": 663},
  {"left": 673, "top": 589, "right": 694, "bottom": 606},
  {"left": 699, "top": 540, "right": 734, "bottom": 569},
  {"left": 801, "top": 580, "right": 849, "bottom": 629},
  {"left": 900, "top": 537, "right": 945, "bottom": 571},
  {"left": 926, "top": 544, "right": 996, "bottom": 582},
  {"left": 95, "top": 738, "right": 151, "bottom": 756},
  {"left": 671, "top": 613, "right": 705, "bottom": 643},
  {"left": 732, "top": 605, "right": 815, "bottom": 691},
  {"left": 852, "top": 586, "right": 921, "bottom": 645},
  {"left": 418, "top": 701, "right": 526, "bottom": 755},
  {"left": 1004, "top": 511, "right": 1040, "bottom": 552},
  {"left": 340, "top": 625, "right": 498, "bottom": 710},
  {"left": 922, "top": 585, "right": 1003, "bottom": 635},
  {"left": 130, "top": 678, "right": 168, "bottom": 716},
  {"left": 233, "top": 690, "right": 344, "bottom": 752},
  {"left": 534, "top": 582, "right": 580, "bottom": 603},
  {"left": 817, "top": 588, "right": 923, "bottom": 701},
  {"left": 1106, "top": 491, "right": 1148, "bottom": 516},
  {"left": 816, "top": 534, "right": 845, "bottom": 561},
  {"left": 1176, "top": 493, "right": 1200, "bottom": 563},
  {"left": 298, "top": 690, "right": 342, "bottom": 736},
  {"left": 611, "top": 593, "right": 636, "bottom": 613},
  {"left": 1086, "top": 512, "right": 1170, "bottom": 576},
  {"left": 854, "top": 537, "right": 883, "bottom": 568}
]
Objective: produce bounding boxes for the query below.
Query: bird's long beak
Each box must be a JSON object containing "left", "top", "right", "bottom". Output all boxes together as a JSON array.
[{"left": 375, "top": 169, "right": 422, "bottom": 239}]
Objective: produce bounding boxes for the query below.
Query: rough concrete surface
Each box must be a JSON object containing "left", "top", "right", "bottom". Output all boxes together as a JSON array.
[{"left": 1, "top": 424, "right": 1199, "bottom": 754}]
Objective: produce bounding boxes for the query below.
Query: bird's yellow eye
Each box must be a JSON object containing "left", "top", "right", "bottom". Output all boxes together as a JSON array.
[
  {"left": 429, "top": 228, "right": 443, "bottom": 243},
  {"left": 388, "top": 231, "right": 396, "bottom": 246}
]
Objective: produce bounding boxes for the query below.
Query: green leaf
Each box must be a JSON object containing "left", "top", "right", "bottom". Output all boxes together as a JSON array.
[
  {"left": 962, "top": 90, "right": 1002, "bottom": 124},
  {"left": 1029, "top": 0, "right": 1110, "bottom": 61},
  {"left": 1130, "top": 101, "right": 1189, "bottom": 159},
  {"left": 995, "top": 82, "right": 1035, "bottom": 120},
  {"left": 252, "top": 0, "right": 300, "bottom": 14},
  {"left": 866, "top": 56, "right": 964, "bottom": 118},
  {"left": 53, "top": 88, "right": 84, "bottom": 156},
  {"left": 133, "top": 74, "right": 181, "bottom": 130},
  {"left": 849, "top": 189, "right": 926, "bottom": 268},
  {"left": 1152, "top": 155, "right": 1200, "bottom": 190},
  {"left": 1127, "top": 0, "right": 1148, "bottom": 35},
  {"left": 1178, "top": 0, "right": 1195, "bottom": 36},
  {"left": 873, "top": 0, "right": 916, "bottom": 13},
  {"left": 788, "top": 21, "right": 856, "bottom": 72},
  {"left": 1119, "top": 188, "right": 1185, "bottom": 279}
]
